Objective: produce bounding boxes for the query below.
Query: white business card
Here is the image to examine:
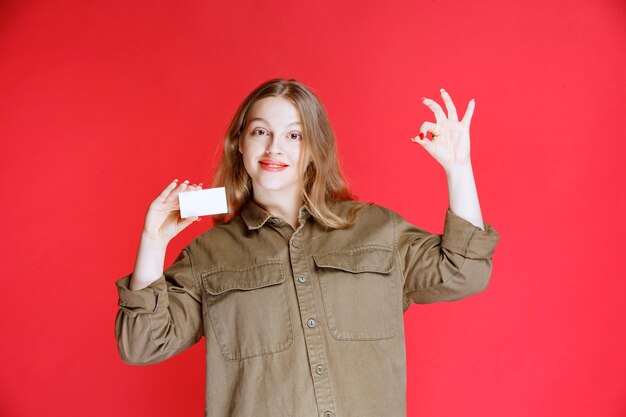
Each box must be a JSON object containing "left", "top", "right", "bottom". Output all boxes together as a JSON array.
[{"left": 178, "top": 187, "right": 228, "bottom": 218}]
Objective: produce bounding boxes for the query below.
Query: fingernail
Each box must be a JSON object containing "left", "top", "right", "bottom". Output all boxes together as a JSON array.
[
  {"left": 440, "top": 88, "right": 446, "bottom": 93},
  {"left": 198, "top": 183, "right": 203, "bottom": 186},
  {"left": 183, "top": 180, "right": 189, "bottom": 184},
  {"left": 173, "top": 179, "right": 178, "bottom": 182},
  {"left": 419, "top": 132, "right": 425, "bottom": 140},
  {"left": 421, "top": 97, "right": 427, "bottom": 101}
]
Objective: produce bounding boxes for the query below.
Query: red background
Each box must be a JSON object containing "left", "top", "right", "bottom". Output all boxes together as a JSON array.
[{"left": 1, "top": 1, "right": 625, "bottom": 416}]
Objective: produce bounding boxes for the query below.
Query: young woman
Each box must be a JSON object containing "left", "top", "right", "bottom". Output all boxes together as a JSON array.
[{"left": 115, "top": 79, "right": 499, "bottom": 417}]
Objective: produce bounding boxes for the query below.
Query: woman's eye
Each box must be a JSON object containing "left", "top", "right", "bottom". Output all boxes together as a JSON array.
[
  {"left": 289, "top": 133, "right": 302, "bottom": 140},
  {"left": 252, "top": 128, "right": 268, "bottom": 136}
]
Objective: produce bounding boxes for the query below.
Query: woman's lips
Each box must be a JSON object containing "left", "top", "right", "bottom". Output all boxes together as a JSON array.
[{"left": 259, "top": 159, "right": 289, "bottom": 172}]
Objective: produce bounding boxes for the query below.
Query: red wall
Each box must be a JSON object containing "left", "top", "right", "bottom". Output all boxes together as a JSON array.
[{"left": 1, "top": 1, "right": 625, "bottom": 416}]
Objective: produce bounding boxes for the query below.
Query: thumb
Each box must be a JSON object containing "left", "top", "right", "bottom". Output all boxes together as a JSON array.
[{"left": 177, "top": 215, "right": 201, "bottom": 232}]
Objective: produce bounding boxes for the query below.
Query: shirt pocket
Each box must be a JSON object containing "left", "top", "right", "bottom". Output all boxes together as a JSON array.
[
  {"left": 201, "top": 260, "right": 294, "bottom": 360},
  {"left": 313, "top": 245, "right": 396, "bottom": 341}
]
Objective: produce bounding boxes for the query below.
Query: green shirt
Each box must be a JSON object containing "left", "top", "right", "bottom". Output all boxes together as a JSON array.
[{"left": 115, "top": 200, "right": 500, "bottom": 417}]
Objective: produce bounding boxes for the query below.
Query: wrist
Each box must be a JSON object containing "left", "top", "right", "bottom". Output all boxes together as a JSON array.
[
  {"left": 444, "top": 162, "right": 474, "bottom": 178},
  {"left": 139, "top": 232, "right": 169, "bottom": 250}
]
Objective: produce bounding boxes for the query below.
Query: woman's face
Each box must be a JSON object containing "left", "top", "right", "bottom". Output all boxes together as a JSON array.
[{"left": 239, "top": 96, "right": 304, "bottom": 203}]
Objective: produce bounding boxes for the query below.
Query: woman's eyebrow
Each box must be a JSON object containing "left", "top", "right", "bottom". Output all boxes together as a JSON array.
[
  {"left": 248, "top": 117, "right": 300, "bottom": 127},
  {"left": 248, "top": 117, "right": 269, "bottom": 125}
]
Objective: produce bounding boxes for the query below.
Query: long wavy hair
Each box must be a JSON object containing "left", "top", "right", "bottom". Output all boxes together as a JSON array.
[{"left": 212, "top": 79, "right": 357, "bottom": 229}]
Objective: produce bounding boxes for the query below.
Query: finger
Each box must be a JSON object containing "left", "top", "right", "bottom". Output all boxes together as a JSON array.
[
  {"left": 410, "top": 133, "right": 427, "bottom": 143},
  {"left": 157, "top": 179, "right": 179, "bottom": 202},
  {"left": 440, "top": 88, "right": 458, "bottom": 121},
  {"left": 413, "top": 129, "right": 437, "bottom": 154},
  {"left": 177, "top": 215, "right": 201, "bottom": 232},
  {"left": 461, "top": 99, "right": 476, "bottom": 125},
  {"left": 422, "top": 97, "right": 446, "bottom": 123},
  {"left": 165, "top": 179, "right": 190, "bottom": 203},
  {"left": 420, "top": 121, "right": 439, "bottom": 139},
  {"left": 411, "top": 122, "right": 438, "bottom": 143}
]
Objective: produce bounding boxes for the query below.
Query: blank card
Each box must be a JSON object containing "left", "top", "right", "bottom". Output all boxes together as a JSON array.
[{"left": 178, "top": 187, "right": 228, "bottom": 218}]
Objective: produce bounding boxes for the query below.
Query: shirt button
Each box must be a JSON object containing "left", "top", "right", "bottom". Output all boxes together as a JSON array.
[
  {"left": 315, "top": 364, "right": 325, "bottom": 374},
  {"left": 307, "top": 318, "right": 317, "bottom": 328},
  {"left": 291, "top": 239, "right": 301, "bottom": 248},
  {"left": 297, "top": 274, "right": 307, "bottom": 283},
  {"left": 323, "top": 412, "right": 334, "bottom": 417}
]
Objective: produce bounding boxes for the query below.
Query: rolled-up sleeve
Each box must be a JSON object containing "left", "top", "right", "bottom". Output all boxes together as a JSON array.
[
  {"left": 396, "top": 209, "right": 500, "bottom": 310},
  {"left": 114, "top": 248, "right": 204, "bottom": 365}
]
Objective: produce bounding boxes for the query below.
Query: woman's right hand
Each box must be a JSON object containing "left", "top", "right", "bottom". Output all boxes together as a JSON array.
[{"left": 141, "top": 179, "right": 203, "bottom": 245}]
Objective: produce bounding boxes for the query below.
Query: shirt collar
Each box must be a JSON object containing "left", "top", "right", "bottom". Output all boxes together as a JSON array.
[{"left": 241, "top": 200, "right": 312, "bottom": 230}]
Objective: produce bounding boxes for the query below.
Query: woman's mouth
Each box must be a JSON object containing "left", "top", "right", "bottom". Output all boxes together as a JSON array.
[{"left": 259, "top": 159, "right": 289, "bottom": 172}]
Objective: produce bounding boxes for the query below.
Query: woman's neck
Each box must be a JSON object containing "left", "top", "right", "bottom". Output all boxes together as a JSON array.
[{"left": 252, "top": 189, "right": 303, "bottom": 229}]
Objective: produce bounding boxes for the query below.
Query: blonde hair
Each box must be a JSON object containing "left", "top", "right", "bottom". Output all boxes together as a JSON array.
[{"left": 212, "top": 79, "right": 358, "bottom": 229}]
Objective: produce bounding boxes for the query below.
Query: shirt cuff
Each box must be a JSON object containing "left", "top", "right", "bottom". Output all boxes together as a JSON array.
[
  {"left": 441, "top": 209, "right": 500, "bottom": 259},
  {"left": 116, "top": 274, "right": 167, "bottom": 316}
]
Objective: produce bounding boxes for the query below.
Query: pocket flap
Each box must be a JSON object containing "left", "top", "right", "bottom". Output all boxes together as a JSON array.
[
  {"left": 313, "top": 245, "right": 394, "bottom": 274},
  {"left": 201, "top": 261, "right": 285, "bottom": 295}
]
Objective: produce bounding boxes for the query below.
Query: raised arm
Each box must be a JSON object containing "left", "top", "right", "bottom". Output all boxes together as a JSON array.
[
  {"left": 131, "top": 179, "right": 202, "bottom": 290},
  {"left": 115, "top": 179, "right": 204, "bottom": 365},
  {"left": 411, "top": 89, "right": 484, "bottom": 230}
]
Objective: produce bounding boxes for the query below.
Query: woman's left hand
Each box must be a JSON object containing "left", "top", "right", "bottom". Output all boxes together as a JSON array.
[{"left": 411, "top": 89, "right": 475, "bottom": 169}]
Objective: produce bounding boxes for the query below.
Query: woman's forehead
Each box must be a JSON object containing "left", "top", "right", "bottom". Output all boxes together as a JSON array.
[{"left": 247, "top": 96, "right": 300, "bottom": 126}]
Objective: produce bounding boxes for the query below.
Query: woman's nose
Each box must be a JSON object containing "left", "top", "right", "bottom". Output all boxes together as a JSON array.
[{"left": 265, "top": 136, "right": 283, "bottom": 155}]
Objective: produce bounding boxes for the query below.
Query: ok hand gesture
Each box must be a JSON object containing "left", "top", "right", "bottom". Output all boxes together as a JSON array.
[{"left": 411, "top": 89, "right": 475, "bottom": 169}]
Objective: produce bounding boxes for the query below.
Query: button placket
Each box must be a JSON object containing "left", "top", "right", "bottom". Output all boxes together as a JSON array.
[{"left": 289, "top": 227, "right": 336, "bottom": 415}]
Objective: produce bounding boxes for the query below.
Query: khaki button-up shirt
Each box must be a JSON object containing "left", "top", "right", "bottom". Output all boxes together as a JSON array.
[{"left": 115, "top": 201, "right": 499, "bottom": 417}]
